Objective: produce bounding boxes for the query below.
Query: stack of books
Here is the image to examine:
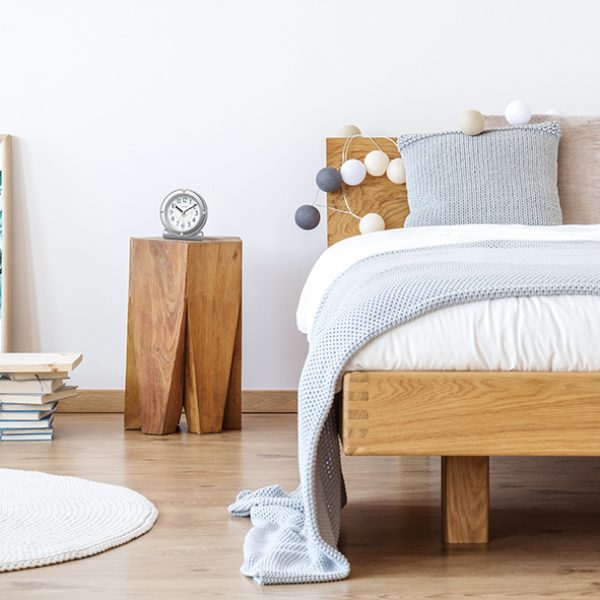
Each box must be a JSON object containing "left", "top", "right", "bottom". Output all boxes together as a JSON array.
[{"left": 0, "top": 353, "right": 82, "bottom": 442}]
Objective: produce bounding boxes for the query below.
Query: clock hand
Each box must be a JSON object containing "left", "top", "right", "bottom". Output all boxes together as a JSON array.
[{"left": 175, "top": 205, "right": 184, "bottom": 213}]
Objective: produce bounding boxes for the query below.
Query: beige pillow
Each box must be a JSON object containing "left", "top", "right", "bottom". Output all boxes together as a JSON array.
[{"left": 485, "top": 115, "right": 600, "bottom": 224}]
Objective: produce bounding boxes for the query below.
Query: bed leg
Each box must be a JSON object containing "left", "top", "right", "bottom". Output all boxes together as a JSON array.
[{"left": 442, "top": 456, "right": 489, "bottom": 544}]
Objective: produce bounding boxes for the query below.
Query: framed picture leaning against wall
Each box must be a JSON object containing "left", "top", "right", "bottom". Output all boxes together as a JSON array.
[{"left": 0, "top": 135, "right": 11, "bottom": 351}]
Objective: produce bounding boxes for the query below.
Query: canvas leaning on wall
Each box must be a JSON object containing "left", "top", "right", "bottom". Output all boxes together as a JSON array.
[{"left": 0, "top": 135, "right": 10, "bottom": 351}]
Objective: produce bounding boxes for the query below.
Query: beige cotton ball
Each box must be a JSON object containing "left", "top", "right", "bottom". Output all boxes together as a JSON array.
[
  {"left": 386, "top": 157, "right": 406, "bottom": 184},
  {"left": 459, "top": 109, "right": 485, "bottom": 136},
  {"left": 364, "top": 150, "right": 390, "bottom": 176},
  {"left": 337, "top": 124, "right": 361, "bottom": 137},
  {"left": 359, "top": 213, "right": 385, "bottom": 234}
]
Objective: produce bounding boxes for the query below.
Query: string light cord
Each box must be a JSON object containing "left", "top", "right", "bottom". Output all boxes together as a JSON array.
[
  {"left": 342, "top": 134, "right": 399, "bottom": 162},
  {"left": 314, "top": 203, "right": 358, "bottom": 217},
  {"left": 311, "top": 188, "right": 359, "bottom": 219},
  {"left": 340, "top": 187, "right": 361, "bottom": 219},
  {"left": 337, "top": 133, "right": 400, "bottom": 220}
]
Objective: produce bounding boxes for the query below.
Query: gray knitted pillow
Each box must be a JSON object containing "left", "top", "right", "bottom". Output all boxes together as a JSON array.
[{"left": 398, "top": 121, "right": 563, "bottom": 227}]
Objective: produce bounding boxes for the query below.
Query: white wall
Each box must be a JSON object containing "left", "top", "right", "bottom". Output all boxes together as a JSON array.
[{"left": 0, "top": 0, "right": 598, "bottom": 389}]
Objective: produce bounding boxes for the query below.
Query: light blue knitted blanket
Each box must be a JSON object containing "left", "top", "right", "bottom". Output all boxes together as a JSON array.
[{"left": 229, "top": 240, "right": 600, "bottom": 585}]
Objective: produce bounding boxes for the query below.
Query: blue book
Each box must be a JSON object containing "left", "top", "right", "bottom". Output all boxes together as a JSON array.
[
  {"left": 0, "top": 429, "right": 53, "bottom": 441},
  {"left": 0, "top": 414, "right": 55, "bottom": 430},
  {"left": 0, "top": 405, "right": 56, "bottom": 420}
]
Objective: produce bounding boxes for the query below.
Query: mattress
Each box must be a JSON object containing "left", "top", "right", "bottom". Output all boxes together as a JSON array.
[{"left": 297, "top": 224, "right": 600, "bottom": 371}]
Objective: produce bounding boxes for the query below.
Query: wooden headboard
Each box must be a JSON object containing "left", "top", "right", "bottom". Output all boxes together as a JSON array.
[{"left": 326, "top": 137, "right": 409, "bottom": 246}]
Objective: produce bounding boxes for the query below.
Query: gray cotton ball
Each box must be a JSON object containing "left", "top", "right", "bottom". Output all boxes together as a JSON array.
[
  {"left": 295, "top": 205, "right": 321, "bottom": 230},
  {"left": 316, "top": 167, "right": 342, "bottom": 192}
]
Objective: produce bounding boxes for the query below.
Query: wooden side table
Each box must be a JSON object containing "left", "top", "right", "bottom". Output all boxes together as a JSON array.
[{"left": 124, "top": 237, "right": 242, "bottom": 435}]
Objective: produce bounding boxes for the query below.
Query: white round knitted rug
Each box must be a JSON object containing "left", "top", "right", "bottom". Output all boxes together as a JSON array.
[{"left": 0, "top": 468, "right": 158, "bottom": 572}]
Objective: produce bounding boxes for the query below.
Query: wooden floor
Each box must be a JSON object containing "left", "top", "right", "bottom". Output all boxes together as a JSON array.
[{"left": 3, "top": 415, "right": 600, "bottom": 599}]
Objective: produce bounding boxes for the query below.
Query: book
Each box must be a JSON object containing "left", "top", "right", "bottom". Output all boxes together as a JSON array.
[
  {"left": 0, "top": 431, "right": 53, "bottom": 441},
  {"left": 0, "top": 400, "right": 57, "bottom": 411},
  {"left": 0, "top": 426, "right": 53, "bottom": 435},
  {"left": 0, "top": 414, "right": 54, "bottom": 429},
  {"left": 0, "top": 376, "right": 64, "bottom": 393},
  {"left": 0, "top": 385, "right": 77, "bottom": 405},
  {"left": 0, "top": 353, "right": 82, "bottom": 375},
  {"left": 7, "top": 372, "right": 69, "bottom": 381},
  {"left": 0, "top": 408, "right": 55, "bottom": 420}
]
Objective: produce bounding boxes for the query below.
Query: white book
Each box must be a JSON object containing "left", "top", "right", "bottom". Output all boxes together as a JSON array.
[
  {"left": 0, "top": 400, "right": 57, "bottom": 411},
  {"left": 8, "top": 372, "right": 69, "bottom": 381},
  {"left": 0, "top": 385, "right": 77, "bottom": 406},
  {"left": 0, "top": 415, "right": 54, "bottom": 429},
  {"left": 0, "top": 377, "right": 64, "bottom": 393},
  {"left": 0, "top": 353, "right": 82, "bottom": 375}
]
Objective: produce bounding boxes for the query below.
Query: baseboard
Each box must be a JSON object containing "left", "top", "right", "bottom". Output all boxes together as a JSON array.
[
  {"left": 58, "top": 389, "right": 297, "bottom": 414},
  {"left": 240, "top": 390, "right": 297, "bottom": 413},
  {"left": 59, "top": 390, "right": 125, "bottom": 413}
]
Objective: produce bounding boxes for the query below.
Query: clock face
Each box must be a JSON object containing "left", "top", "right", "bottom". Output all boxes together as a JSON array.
[
  {"left": 160, "top": 190, "right": 207, "bottom": 236},
  {"left": 166, "top": 194, "right": 202, "bottom": 232}
]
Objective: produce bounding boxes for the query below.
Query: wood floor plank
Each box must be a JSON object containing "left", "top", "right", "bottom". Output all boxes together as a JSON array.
[{"left": 2, "top": 414, "right": 600, "bottom": 599}]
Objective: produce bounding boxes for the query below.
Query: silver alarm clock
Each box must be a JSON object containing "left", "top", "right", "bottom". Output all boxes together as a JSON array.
[{"left": 160, "top": 189, "right": 208, "bottom": 240}]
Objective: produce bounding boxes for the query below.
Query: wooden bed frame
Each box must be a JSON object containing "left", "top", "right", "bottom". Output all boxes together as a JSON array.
[{"left": 327, "top": 137, "right": 600, "bottom": 544}]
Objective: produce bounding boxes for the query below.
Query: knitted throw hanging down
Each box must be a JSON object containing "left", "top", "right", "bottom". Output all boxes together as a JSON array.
[{"left": 229, "top": 240, "right": 600, "bottom": 585}]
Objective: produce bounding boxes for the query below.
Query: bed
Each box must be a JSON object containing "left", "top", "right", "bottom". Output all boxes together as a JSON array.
[
  {"left": 316, "top": 133, "right": 600, "bottom": 545},
  {"left": 230, "top": 121, "right": 600, "bottom": 586}
]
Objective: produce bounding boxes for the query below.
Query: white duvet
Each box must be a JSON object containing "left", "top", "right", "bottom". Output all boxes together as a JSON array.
[{"left": 297, "top": 224, "right": 600, "bottom": 371}]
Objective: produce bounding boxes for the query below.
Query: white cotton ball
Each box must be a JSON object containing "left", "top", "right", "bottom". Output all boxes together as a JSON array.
[
  {"left": 337, "top": 124, "right": 361, "bottom": 137},
  {"left": 363, "top": 150, "right": 390, "bottom": 177},
  {"left": 505, "top": 100, "right": 532, "bottom": 125},
  {"left": 386, "top": 157, "right": 406, "bottom": 184},
  {"left": 458, "top": 109, "right": 485, "bottom": 135},
  {"left": 359, "top": 213, "right": 385, "bottom": 234},
  {"left": 544, "top": 108, "right": 564, "bottom": 116},
  {"left": 340, "top": 159, "right": 367, "bottom": 186}
]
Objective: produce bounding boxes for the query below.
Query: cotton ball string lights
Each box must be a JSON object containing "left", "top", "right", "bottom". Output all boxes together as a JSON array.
[
  {"left": 315, "top": 167, "right": 342, "bottom": 192},
  {"left": 544, "top": 108, "right": 564, "bottom": 116},
  {"left": 363, "top": 150, "right": 390, "bottom": 177},
  {"left": 386, "top": 157, "right": 405, "bottom": 184},
  {"left": 296, "top": 129, "right": 398, "bottom": 232},
  {"left": 337, "top": 124, "right": 361, "bottom": 137},
  {"left": 340, "top": 159, "right": 367, "bottom": 186},
  {"left": 458, "top": 109, "right": 484, "bottom": 136},
  {"left": 359, "top": 213, "right": 385, "bottom": 234},
  {"left": 505, "top": 100, "right": 531, "bottom": 125},
  {"left": 294, "top": 205, "right": 321, "bottom": 230}
]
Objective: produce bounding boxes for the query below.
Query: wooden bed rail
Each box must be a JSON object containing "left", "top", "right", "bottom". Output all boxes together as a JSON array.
[{"left": 341, "top": 371, "right": 600, "bottom": 457}]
